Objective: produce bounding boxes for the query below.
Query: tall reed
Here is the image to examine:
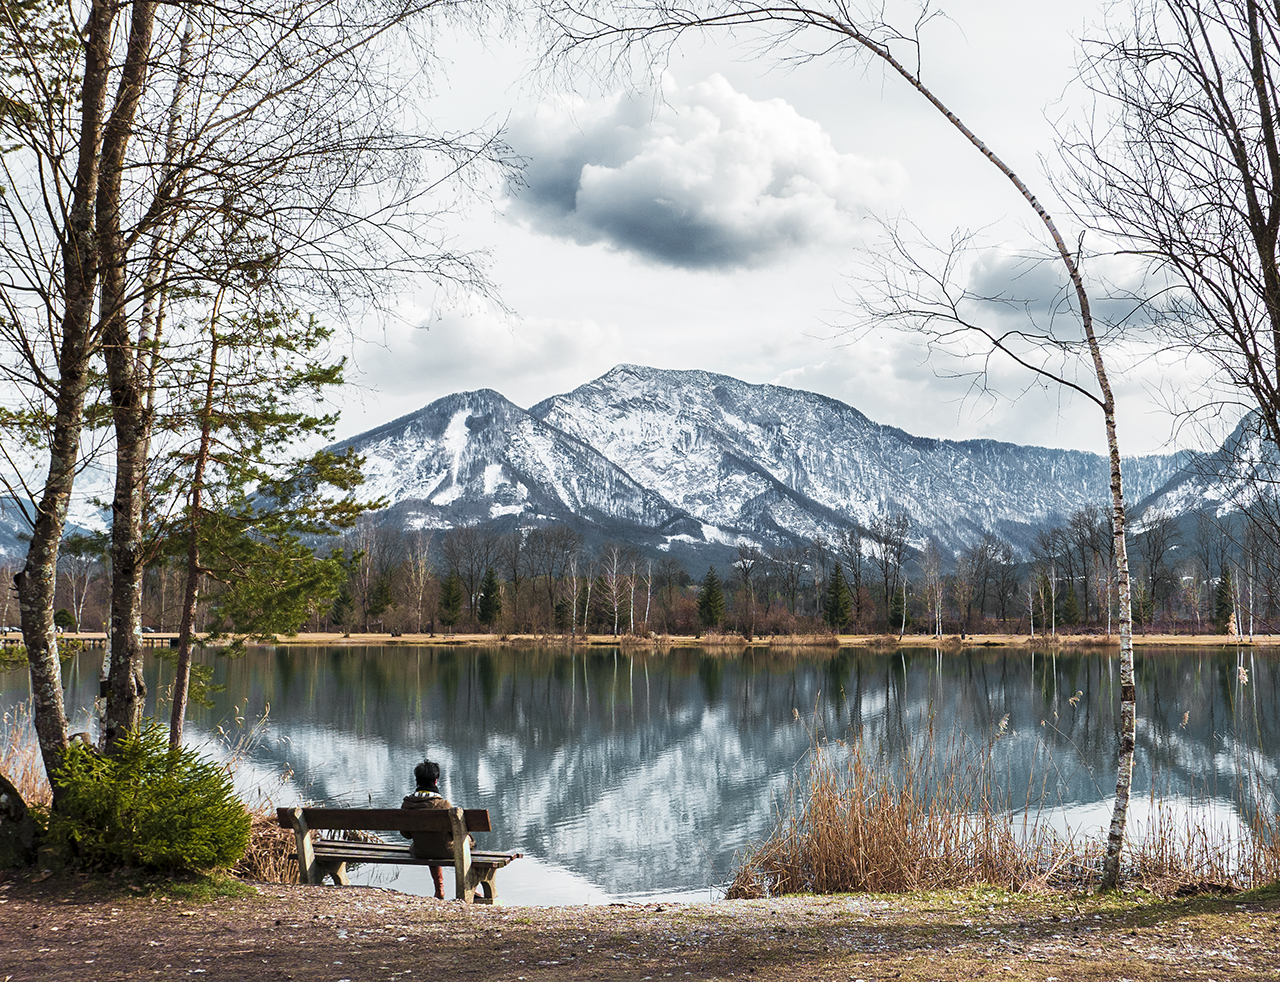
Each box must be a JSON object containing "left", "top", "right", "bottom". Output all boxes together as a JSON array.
[
  {"left": 728, "top": 729, "right": 1280, "bottom": 898},
  {"left": 1, "top": 703, "right": 50, "bottom": 807}
]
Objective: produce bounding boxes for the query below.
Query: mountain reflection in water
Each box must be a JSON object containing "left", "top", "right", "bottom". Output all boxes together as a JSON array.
[{"left": 8, "top": 644, "right": 1277, "bottom": 904}]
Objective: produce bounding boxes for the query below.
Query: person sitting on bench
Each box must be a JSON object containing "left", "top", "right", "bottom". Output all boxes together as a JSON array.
[{"left": 401, "top": 758, "right": 472, "bottom": 900}]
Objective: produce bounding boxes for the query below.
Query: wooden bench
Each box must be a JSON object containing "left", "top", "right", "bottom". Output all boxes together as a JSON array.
[{"left": 276, "top": 806, "right": 522, "bottom": 903}]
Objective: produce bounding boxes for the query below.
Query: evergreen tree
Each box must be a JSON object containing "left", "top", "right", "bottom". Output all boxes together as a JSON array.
[
  {"left": 478, "top": 567, "right": 503, "bottom": 629},
  {"left": 365, "top": 574, "right": 395, "bottom": 630},
  {"left": 330, "top": 586, "right": 354, "bottom": 634},
  {"left": 1060, "top": 585, "right": 1081, "bottom": 626},
  {"left": 1214, "top": 565, "right": 1236, "bottom": 634},
  {"left": 697, "top": 567, "right": 726, "bottom": 630},
  {"left": 824, "top": 563, "right": 852, "bottom": 631},
  {"left": 439, "top": 572, "right": 465, "bottom": 633}
]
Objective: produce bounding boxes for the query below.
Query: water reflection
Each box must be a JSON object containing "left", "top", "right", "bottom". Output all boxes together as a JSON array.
[{"left": 3, "top": 644, "right": 1276, "bottom": 903}]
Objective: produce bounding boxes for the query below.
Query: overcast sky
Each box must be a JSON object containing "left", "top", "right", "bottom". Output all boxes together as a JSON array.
[{"left": 335, "top": 0, "right": 1210, "bottom": 457}]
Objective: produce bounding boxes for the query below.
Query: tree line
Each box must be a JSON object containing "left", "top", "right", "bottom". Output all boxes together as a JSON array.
[{"left": 15, "top": 502, "right": 1267, "bottom": 640}]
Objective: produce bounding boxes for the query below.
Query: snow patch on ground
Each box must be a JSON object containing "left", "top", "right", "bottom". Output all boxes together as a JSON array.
[{"left": 483, "top": 463, "right": 504, "bottom": 495}]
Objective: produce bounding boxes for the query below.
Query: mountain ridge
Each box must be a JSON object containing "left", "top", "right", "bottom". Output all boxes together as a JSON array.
[{"left": 336, "top": 364, "right": 1210, "bottom": 561}]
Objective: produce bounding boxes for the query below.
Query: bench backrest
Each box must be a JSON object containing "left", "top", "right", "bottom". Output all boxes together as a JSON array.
[{"left": 276, "top": 806, "right": 492, "bottom": 833}]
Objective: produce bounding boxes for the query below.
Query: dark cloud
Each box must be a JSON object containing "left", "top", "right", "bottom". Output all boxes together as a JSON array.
[{"left": 506, "top": 76, "right": 905, "bottom": 270}]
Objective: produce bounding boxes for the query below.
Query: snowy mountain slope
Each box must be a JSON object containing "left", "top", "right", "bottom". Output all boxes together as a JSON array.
[
  {"left": 333, "top": 388, "right": 693, "bottom": 533},
  {"left": 529, "top": 365, "right": 1192, "bottom": 552},
  {"left": 0, "top": 365, "right": 1227, "bottom": 565}
]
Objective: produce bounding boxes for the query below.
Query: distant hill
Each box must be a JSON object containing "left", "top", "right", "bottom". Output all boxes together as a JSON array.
[
  {"left": 332, "top": 364, "right": 1214, "bottom": 563},
  {"left": 0, "top": 364, "right": 1243, "bottom": 567}
]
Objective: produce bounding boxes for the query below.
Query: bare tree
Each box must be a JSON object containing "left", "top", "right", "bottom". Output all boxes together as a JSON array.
[
  {"left": 868, "top": 513, "right": 910, "bottom": 630},
  {"left": 769, "top": 543, "right": 807, "bottom": 616},
  {"left": 59, "top": 534, "right": 103, "bottom": 633},
  {"left": 836, "top": 528, "right": 865, "bottom": 628},
  {"left": 404, "top": 530, "right": 436, "bottom": 634},
  {"left": 528, "top": 525, "right": 581, "bottom": 630},
  {"left": 1136, "top": 508, "right": 1180, "bottom": 624},
  {"left": 921, "top": 539, "right": 945, "bottom": 636},
  {"left": 656, "top": 555, "right": 686, "bottom": 631},
  {"left": 1067, "top": 1, "right": 1280, "bottom": 446},
  {"left": 951, "top": 550, "right": 974, "bottom": 634},
  {"left": 441, "top": 526, "right": 499, "bottom": 624},
  {"left": 498, "top": 530, "right": 530, "bottom": 630}
]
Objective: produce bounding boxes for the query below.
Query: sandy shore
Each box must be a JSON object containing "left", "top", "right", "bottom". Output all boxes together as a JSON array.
[{"left": 53, "top": 629, "right": 1277, "bottom": 650}]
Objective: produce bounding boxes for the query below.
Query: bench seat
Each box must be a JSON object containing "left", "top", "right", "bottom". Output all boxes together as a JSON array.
[{"left": 276, "top": 806, "right": 521, "bottom": 903}]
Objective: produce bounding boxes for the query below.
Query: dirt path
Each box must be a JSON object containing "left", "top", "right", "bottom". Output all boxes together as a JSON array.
[{"left": 3, "top": 875, "right": 1279, "bottom": 981}]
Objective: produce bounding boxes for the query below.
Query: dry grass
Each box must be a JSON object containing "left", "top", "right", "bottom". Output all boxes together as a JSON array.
[
  {"left": 727, "top": 732, "right": 1280, "bottom": 899},
  {"left": 1, "top": 702, "right": 51, "bottom": 808},
  {"left": 234, "top": 809, "right": 299, "bottom": 883},
  {"left": 726, "top": 735, "right": 1075, "bottom": 897}
]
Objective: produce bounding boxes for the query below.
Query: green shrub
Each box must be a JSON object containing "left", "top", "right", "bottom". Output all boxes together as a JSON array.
[{"left": 46, "top": 725, "right": 250, "bottom": 873}]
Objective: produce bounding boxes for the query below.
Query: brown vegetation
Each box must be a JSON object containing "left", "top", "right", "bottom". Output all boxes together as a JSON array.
[{"left": 729, "top": 735, "right": 1280, "bottom": 899}]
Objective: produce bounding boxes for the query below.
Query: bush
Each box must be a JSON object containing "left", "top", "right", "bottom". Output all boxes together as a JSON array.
[{"left": 46, "top": 725, "right": 250, "bottom": 873}]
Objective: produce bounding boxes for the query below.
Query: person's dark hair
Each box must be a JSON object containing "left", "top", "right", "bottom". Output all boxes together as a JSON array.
[{"left": 414, "top": 759, "right": 441, "bottom": 792}]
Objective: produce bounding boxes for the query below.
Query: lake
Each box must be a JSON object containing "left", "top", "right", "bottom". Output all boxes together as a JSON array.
[{"left": 3, "top": 644, "right": 1276, "bottom": 904}]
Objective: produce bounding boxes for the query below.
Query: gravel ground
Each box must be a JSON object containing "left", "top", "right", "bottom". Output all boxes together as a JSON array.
[{"left": 4, "top": 875, "right": 1280, "bottom": 982}]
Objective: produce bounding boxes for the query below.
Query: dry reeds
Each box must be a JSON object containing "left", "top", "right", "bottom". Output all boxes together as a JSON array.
[
  {"left": 1, "top": 703, "right": 50, "bottom": 808},
  {"left": 727, "top": 734, "right": 1073, "bottom": 897},
  {"left": 234, "top": 808, "right": 299, "bottom": 883},
  {"left": 727, "top": 730, "right": 1280, "bottom": 899}
]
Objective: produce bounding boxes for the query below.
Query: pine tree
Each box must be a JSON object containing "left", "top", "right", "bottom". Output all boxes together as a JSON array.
[
  {"left": 439, "top": 572, "right": 464, "bottom": 633},
  {"left": 824, "top": 563, "right": 852, "bottom": 631},
  {"left": 1214, "top": 566, "right": 1236, "bottom": 635},
  {"left": 330, "top": 586, "right": 354, "bottom": 634},
  {"left": 478, "top": 567, "right": 503, "bottom": 629},
  {"left": 1060, "top": 585, "right": 1081, "bottom": 626},
  {"left": 697, "top": 567, "right": 726, "bottom": 631}
]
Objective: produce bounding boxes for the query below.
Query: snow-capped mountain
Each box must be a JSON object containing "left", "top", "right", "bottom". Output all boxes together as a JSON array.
[
  {"left": 333, "top": 388, "right": 699, "bottom": 538},
  {"left": 339, "top": 365, "right": 1203, "bottom": 558},
  {"left": 0, "top": 364, "right": 1242, "bottom": 567}
]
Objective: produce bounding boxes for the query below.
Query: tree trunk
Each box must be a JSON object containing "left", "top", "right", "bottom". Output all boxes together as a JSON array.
[
  {"left": 835, "top": 22, "right": 1136, "bottom": 887},
  {"left": 170, "top": 327, "right": 220, "bottom": 747},
  {"left": 17, "top": 0, "right": 119, "bottom": 793},
  {"left": 100, "top": 0, "right": 158, "bottom": 753}
]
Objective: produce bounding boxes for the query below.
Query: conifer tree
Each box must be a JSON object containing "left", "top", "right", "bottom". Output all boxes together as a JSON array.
[
  {"left": 1215, "top": 566, "right": 1236, "bottom": 635},
  {"left": 1060, "top": 585, "right": 1081, "bottom": 627},
  {"left": 478, "top": 567, "right": 503, "bottom": 630},
  {"left": 439, "top": 573, "right": 465, "bottom": 633},
  {"left": 330, "top": 586, "right": 354, "bottom": 634},
  {"left": 697, "top": 567, "right": 726, "bottom": 631},
  {"left": 824, "top": 563, "right": 852, "bottom": 632}
]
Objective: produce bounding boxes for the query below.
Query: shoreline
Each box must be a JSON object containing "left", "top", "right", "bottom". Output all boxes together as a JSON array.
[{"left": 35, "top": 629, "right": 1280, "bottom": 650}]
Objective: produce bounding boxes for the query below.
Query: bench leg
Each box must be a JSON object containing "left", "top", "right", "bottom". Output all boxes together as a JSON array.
[
  {"left": 474, "top": 868, "right": 497, "bottom": 904},
  {"left": 319, "top": 860, "right": 349, "bottom": 887}
]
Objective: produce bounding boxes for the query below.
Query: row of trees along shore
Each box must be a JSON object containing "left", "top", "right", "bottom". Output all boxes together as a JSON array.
[{"left": 16, "top": 506, "right": 1268, "bottom": 639}]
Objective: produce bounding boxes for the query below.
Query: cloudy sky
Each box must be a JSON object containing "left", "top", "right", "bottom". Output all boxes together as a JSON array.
[{"left": 336, "top": 0, "right": 1208, "bottom": 457}]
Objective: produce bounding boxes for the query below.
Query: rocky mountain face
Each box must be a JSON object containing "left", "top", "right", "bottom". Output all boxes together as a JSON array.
[{"left": 336, "top": 364, "right": 1211, "bottom": 560}]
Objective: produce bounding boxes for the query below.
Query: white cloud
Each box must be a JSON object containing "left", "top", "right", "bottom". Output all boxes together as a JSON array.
[
  {"left": 337, "top": 304, "right": 625, "bottom": 438},
  {"left": 506, "top": 74, "right": 906, "bottom": 269}
]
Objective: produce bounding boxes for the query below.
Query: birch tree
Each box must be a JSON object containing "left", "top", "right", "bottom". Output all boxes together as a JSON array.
[{"left": 543, "top": 0, "right": 1137, "bottom": 886}]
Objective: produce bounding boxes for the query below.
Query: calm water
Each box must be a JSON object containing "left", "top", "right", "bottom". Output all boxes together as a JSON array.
[{"left": 3, "top": 644, "right": 1277, "bottom": 904}]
